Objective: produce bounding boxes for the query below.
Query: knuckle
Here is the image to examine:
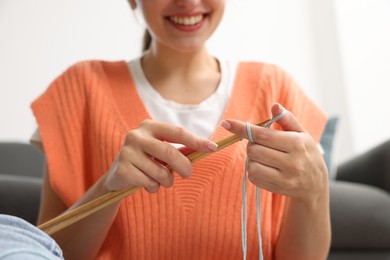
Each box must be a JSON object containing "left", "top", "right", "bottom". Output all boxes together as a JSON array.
[
  {"left": 115, "top": 162, "right": 130, "bottom": 180},
  {"left": 164, "top": 146, "right": 178, "bottom": 162},
  {"left": 248, "top": 172, "right": 255, "bottom": 182},
  {"left": 184, "top": 162, "right": 193, "bottom": 176},
  {"left": 282, "top": 175, "right": 294, "bottom": 188},
  {"left": 293, "top": 177, "right": 304, "bottom": 189},
  {"left": 286, "top": 177, "right": 300, "bottom": 192},
  {"left": 246, "top": 144, "right": 257, "bottom": 159},
  {"left": 290, "top": 161, "right": 304, "bottom": 175},
  {"left": 114, "top": 162, "right": 132, "bottom": 188},
  {"left": 291, "top": 133, "right": 306, "bottom": 151},
  {"left": 140, "top": 119, "right": 153, "bottom": 127},
  {"left": 157, "top": 169, "right": 173, "bottom": 187},
  {"left": 253, "top": 129, "right": 269, "bottom": 143},
  {"left": 124, "top": 130, "right": 139, "bottom": 145},
  {"left": 146, "top": 180, "right": 159, "bottom": 193},
  {"left": 118, "top": 147, "right": 137, "bottom": 165},
  {"left": 164, "top": 179, "right": 174, "bottom": 188},
  {"left": 246, "top": 160, "right": 257, "bottom": 174},
  {"left": 180, "top": 161, "right": 193, "bottom": 178},
  {"left": 247, "top": 170, "right": 258, "bottom": 183},
  {"left": 118, "top": 147, "right": 130, "bottom": 161},
  {"left": 174, "top": 126, "right": 189, "bottom": 140},
  {"left": 194, "top": 137, "right": 205, "bottom": 149}
]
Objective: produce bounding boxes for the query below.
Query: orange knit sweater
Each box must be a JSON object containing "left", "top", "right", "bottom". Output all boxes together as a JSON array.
[{"left": 31, "top": 61, "right": 327, "bottom": 259}]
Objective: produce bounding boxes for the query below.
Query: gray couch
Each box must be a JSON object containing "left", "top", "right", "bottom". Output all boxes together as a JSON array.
[
  {"left": 328, "top": 140, "right": 390, "bottom": 260},
  {"left": 0, "top": 142, "right": 44, "bottom": 224},
  {"left": 1, "top": 141, "right": 390, "bottom": 259}
]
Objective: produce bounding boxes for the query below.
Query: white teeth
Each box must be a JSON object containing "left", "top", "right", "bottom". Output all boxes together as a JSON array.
[{"left": 169, "top": 15, "right": 203, "bottom": 26}]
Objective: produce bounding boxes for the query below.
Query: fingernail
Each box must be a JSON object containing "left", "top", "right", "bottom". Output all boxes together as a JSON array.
[
  {"left": 207, "top": 141, "right": 218, "bottom": 151},
  {"left": 277, "top": 103, "right": 285, "bottom": 111},
  {"left": 221, "top": 120, "right": 231, "bottom": 130}
]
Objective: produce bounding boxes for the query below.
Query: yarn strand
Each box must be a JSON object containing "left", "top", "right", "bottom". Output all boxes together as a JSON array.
[{"left": 241, "top": 109, "right": 286, "bottom": 260}]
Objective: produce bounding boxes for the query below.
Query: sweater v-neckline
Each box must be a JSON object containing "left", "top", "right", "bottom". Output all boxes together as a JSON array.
[
  {"left": 105, "top": 60, "right": 265, "bottom": 212},
  {"left": 107, "top": 60, "right": 259, "bottom": 143}
]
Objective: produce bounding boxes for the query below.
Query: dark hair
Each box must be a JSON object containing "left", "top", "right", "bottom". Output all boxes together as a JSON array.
[{"left": 142, "top": 30, "right": 152, "bottom": 52}]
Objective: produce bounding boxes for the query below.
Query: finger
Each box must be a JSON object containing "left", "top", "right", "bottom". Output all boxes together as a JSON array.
[
  {"left": 131, "top": 151, "right": 174, "bottom": 188},
  {"left": 246, "top": 160, "right": 284, "bottom": 193},
  {"left": 247, "top": 160, "right": 298, "bottom": 197},
  {"left": 143, "top": 139, "right": 193, "bottom": 178},
  {"left": 143, "top": 120, "right": 218, "bottom": 152},
  {"left": 271, "top": 103, "right": 305, "bottom": 132},
  {"left": 247, "top": 142, "right": 288, "bottom": 170},
  {"left": 115, "top": 158, "right": 160, "bottom": 193},
  {"left": 221, "top": 119, "right": 294, "bottom": 152},
  {"left": 117, "top": 147, "right": 173, "bottom": 190},
  {"left": 221, "top": 119, "right": 262, "bottom": 141}
]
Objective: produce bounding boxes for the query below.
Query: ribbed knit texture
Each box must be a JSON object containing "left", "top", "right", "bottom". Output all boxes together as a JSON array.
[{"left": 31, "top": 60, "right": 327, "bottom": 260}]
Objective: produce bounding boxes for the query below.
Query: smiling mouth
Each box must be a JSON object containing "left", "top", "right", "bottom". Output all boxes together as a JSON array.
[{"left": 168, "top": 14, "right": 204, "bottom": 26}]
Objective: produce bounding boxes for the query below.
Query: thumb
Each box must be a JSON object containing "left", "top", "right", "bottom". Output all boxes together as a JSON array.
[{"left": 272, "top": 103, "right": 305, "bottom": 132}]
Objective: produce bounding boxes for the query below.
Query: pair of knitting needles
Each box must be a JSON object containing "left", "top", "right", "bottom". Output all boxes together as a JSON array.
[{"left": 38, "top": 119, "right": 271, "bottom": 235}]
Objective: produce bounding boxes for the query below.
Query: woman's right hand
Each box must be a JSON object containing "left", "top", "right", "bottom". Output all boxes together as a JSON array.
[{"left": 104, "top": 119, "right": 218, "bottom": 193}]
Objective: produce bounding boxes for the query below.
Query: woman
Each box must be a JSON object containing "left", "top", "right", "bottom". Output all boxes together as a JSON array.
[{"left": 31, "top": 0, "right": 331, "bottom": 259}]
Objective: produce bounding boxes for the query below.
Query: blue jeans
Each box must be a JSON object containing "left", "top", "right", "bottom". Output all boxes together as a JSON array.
[{"left": 0, "top": 215, "right": 63, "bottom": 260}]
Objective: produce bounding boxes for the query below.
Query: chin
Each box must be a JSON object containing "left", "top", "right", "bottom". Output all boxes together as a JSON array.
[{"left": 170, "top": 38, "right": 208, "bottom": 53}]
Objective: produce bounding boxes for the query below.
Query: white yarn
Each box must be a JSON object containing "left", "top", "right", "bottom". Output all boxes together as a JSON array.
[{"left": 242, "top": 109, "right": 286, "bottom": 260}]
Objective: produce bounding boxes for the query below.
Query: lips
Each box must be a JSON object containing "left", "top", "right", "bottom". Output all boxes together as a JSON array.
[{"left": 166, "top": 13, "right": 207, "bottom": 32}]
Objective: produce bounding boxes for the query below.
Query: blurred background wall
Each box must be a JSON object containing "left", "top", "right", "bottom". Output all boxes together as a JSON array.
[{"left": 0, "top": 0, "right": 389, "bottom": 167}]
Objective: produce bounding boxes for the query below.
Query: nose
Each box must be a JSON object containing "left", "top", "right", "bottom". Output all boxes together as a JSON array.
[{"left": 174, "top": 0, "right": 201, "bottom": 8}]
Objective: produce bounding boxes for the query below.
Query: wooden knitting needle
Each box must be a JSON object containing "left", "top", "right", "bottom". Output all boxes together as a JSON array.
[{"left": 38, "top": 119, "right": 270, "bottom": 235}]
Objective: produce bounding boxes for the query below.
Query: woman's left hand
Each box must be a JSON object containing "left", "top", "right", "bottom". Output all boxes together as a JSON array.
[{"left": 221, "top": 104, "right": 328, "bottom": 204}]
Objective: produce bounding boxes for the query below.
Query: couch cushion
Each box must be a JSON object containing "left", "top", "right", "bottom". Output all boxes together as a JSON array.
[
  {"left": 0, "top": 142, "right": 45, "bottom": 178},
  {"left": 330, "top": 181, "right": 390, "bottom": 249},
  {"left": 328, "top": 250, "right": 390, "bottom": 260},
  {"left": 0, "top": 174, "right": 42, "bottom": 225},
  {"left": 336, "top": 140, "right": 390, "bottom": 192}
]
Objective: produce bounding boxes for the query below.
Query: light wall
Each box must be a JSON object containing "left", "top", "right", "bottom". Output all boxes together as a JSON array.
[
  {"left": 0, "top": 0, "right": 389, "bottom": 166},
  {"left": 334, "top": 0, "right": 390, "bottom": 154}
]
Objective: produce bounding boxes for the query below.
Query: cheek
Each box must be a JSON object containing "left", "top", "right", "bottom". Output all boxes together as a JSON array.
[
  {"left": 137, "top": 1, "right": 163, "bottom": 27},
  {"left": 209, "top": 2, "right": 226, "bottom": 28},
  {"left": 141, "top": 11, "right": 164, "bottom": 39}
]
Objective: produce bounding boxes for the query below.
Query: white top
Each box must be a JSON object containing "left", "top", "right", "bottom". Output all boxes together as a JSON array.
[
  {"left": 128, "top": 57, "right": 236, "bottom": 140},
  {"left": 31, "top": 58, "right": 237, "bottom": 142}
]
